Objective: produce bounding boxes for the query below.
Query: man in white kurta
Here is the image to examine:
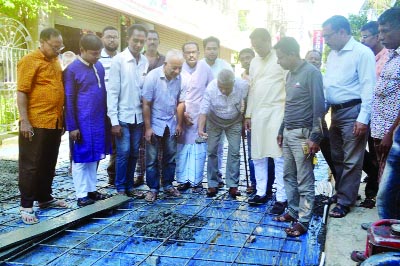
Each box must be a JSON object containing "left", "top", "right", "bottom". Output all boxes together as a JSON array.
[{"left": 245, "top": 28, "right": 287, "bottom": 209}]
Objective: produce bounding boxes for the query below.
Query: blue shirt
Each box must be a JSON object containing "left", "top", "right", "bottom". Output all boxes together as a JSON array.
[
  {"left": 324, "top": 37, "right": 376, "bottom": 124},
  {"left": 142, "top": 65, "right": 185, "bottom": 136}
]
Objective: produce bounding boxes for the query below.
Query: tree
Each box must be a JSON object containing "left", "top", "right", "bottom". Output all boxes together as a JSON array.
[
  {"left": 0, "top": 0, "right": 68, "bottom": 20},
  {"left": 348, "top": 13, "right": 368, "bottom": 41}
]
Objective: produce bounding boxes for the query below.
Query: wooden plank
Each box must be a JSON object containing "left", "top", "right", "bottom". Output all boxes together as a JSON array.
[{"left": 0, "top": 195, "right": 130, "bottom": 253}]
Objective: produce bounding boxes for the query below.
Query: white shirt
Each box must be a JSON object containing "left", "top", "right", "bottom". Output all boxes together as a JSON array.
[
  {"left": 201, "top": 58, "right": 232, "bottom": 78},
  {"left": 324, "top": 37, "right": 375, "bottom": 124},
  {"left": 98, "top": 48, "right": 116, "bottom": 88},
  {"left": 107, "top": 48, "right": 148, "bottom": 126},
  {"left": 200, "top": 78, "right": 248, "bottom": 119}
]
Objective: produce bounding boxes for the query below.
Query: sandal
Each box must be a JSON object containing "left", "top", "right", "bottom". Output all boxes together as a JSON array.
[
  {"left": 285, "top": 222, "right": 307, "bottom": 237},
  {"left": 322, "top": 195, "right": 337, "bottom": 205},
  {"left": 38, "top": 199, "right": 69, "bottom": 209},
  {"left": 20, "top": 209, "right": 39, "bottom": 225},
  {"left": 273, "top": 212, "right": 297, "bottom": 223},
  {"left": 329, "top": 203, "right": 350, "bottom": 218},
  {"left": 350, "top": 250, "right": 367, "bottom": 262},
  {"left": 145, "top": 191, "right": 158, "bottom": 203},
  {"left": 359, "top": 198, "right": 375, "bottom": 209}
]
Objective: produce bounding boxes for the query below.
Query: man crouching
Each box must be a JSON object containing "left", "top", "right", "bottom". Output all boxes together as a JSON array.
[{"left": 198, "top": 69, "right": 248, "bottom": 198}]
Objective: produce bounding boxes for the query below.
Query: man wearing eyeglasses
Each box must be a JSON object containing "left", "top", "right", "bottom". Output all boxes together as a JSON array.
[
  {"left": 322, "top": 16, "right": 375, "bottom": 218},
  {"left": 107, "top": 24, "right": 148, "bottom": 198},
  {"left": 17, "top": 28, "right": 68, "bottom": 224}
]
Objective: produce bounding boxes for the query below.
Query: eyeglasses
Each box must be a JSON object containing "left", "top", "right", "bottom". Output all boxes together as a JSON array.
[
  {"left": 322, "top": 31, "right": 337, "bottom": 39},
  {"left": 104, "top": 36, "right": 118, "bottom": 40},
  {"left": 184, "top": 51, "right": 199, "bottom": 55},
  {"left": 45, "top": 40, "right": 65, "bottom": 53}
]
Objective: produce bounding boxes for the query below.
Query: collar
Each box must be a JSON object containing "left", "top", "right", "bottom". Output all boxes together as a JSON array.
[
  {"left": 338, "top": 36, "right": 356, "bottom": 52},
  {"left": 35, "top": 48, "right": 56, "bottom": 62},
  {"left": 77, "top": 55, "right": 91, "bottom": 67},
  {"left": 158, "top": 65, "right": 180, "bottom": 81},
  {"left": 101, "top": 48, "right": 117, "bottom": 58},
  {"left": 123, "top": 47, "right": 144, "bottom": 63},
  {"left": 291, "top": 60, "right": 307, "bottom": 74},
  {"left": 389, "top": 46, "right": 400, "bottom": 58}
]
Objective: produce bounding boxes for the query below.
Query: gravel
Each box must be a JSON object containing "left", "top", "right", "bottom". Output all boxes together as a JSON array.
[
  {"left": 137, "top": 210, "right": 207, "bottom": 242},
  {"left": 0, "top": 159, "right": 19, "bottom": 200}
]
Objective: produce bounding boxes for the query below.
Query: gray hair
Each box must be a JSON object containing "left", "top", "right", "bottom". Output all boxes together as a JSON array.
[
  {"left": 218, "top": 69, "right": 235, "bottom": 85},
  {"left": 165, "top": 49, "right": 184, "bottom": 62}
]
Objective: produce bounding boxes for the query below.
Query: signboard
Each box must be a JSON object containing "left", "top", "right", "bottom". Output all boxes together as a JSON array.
[{"left": 313, "top": 30, "right": 323, "bottom": 53}]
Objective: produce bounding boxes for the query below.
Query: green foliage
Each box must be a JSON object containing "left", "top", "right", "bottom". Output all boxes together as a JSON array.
[
  {"left": 348, "top": 13, "right": 368, "bottom": 41},
  {"left": 0, "top": 0, "right": 68, "bottom": 20}
]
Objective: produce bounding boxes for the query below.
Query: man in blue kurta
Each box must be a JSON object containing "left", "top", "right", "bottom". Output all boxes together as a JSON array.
[{"left": 64, "top": 34, "right": 111, "bottom": 207}]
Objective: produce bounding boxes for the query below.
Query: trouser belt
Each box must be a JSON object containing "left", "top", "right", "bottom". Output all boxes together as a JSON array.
[{"left": 331, "top": 99, "right": 361, "bottom": 111}]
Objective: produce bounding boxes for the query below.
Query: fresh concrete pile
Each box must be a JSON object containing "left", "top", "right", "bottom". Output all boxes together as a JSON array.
[{"left": 137, "top": 210, "right": 207, "bottom": 242}]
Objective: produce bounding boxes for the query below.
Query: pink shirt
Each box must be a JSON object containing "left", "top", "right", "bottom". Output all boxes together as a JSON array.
[{"left": 376, "top": 48, "right": 389, "bottom": 79}]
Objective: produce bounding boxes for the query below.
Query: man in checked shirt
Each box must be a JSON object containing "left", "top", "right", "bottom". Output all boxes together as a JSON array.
[{"left": 198, "top": 69, "right": 248, "bottom": 199}]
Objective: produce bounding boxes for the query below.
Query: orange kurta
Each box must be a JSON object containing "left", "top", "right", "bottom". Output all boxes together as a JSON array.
[{"left": 17, "top": 49, "right": 64, "bottom": 129}]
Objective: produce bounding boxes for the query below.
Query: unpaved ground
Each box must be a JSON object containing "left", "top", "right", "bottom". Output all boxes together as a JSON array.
[
  {"left": 325, "top": 182, "right": 379, "bottom": 266},
  {"left": 0, "top": 159, "right": 19, "bottom": 200}
]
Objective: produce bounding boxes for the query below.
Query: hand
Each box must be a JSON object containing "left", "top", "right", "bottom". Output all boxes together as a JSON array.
[
  {"left": 20, "top": 120, "right": 34, "bottom": 141},
  {"left": 111, "top": 125, "right": 122, "bottom": 137},
  {"left": 198, "top": 131, "right": 208, "bottom": 139},
  {"left": 307, "top": 139, "right": 320, "bottom": 154},
  {"left": 70, "top": 129, "right": 81, "bottom": 141},
  {"left": 378, "top": 132, "right": 393, "bottom": 158},
  {"left": 353, "top": 122, "right": 368, "bottom": 137},
  {"left": 175, "top": 124, "right": 183, "bottom": 137},
  {"left": 277, "top": 135, "right": 283, "bottom": 148},
  {"left": 145, "top": 128, "right": 154, "bottom": 143},
  {"left": 244, "top": 118, "right": 251, "bottom": 131},
  {"left": 184, "top": 112, "right": 193, "bottom": 126}
]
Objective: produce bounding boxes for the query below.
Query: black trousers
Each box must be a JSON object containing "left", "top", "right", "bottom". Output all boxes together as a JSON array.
[{"left": 19, "top": 128, "right": 62, "bottom": 208}]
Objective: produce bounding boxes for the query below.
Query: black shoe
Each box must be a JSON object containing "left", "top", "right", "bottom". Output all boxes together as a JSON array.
[
  {"left": 359, "top": 198, "right": 375, "bottom": 209},
  {"left": 77, "top": 196, "right": 95, "bottom": 207},
  {"left": 248, "top": 195, "right": 268, "bottom": 205},
  {"left": 270, "top": 201, "right": 288, "bottom": 215},
  {"left": 207, "top": 187, "right": 218, "bottom": 197},
  {"left": 218, "top": 181, "right": 225, "bottom": 188},
  {"left": 177, "top": 182, "right": 191, "bottom": 191},
  {"left": 88, "top": 191, "right": 108, "bottom": 201}
]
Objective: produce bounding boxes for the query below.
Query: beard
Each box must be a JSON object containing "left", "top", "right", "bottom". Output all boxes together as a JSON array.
[{"left": 105, "top": 45, "right": 118, "bottom": 52}]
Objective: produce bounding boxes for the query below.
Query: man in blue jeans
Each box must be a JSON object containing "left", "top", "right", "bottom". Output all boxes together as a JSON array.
[
  {"left": 107, "top": 24, "right": 148, "bottom": 198},
  {"left": 142, "top": 49, "right": 185, "bottom": 202}
]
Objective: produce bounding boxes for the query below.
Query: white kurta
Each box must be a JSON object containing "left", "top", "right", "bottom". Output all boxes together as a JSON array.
[{"left": 245, "top": 51, "right": 286, "bottom": 159}]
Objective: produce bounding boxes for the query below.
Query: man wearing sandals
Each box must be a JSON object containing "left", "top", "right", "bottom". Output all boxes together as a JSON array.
[
  {"left": 275, "top": 37, "right": 325, "bottom": 237},
  {"left": 322, "top": 15, "right": 375, "bottom": 218},
  {"left": 142, "top": 49, "right": 185, "bottom": 202},
  {"left": 17, "top": 28, "right": 68, "bottom": 224}
]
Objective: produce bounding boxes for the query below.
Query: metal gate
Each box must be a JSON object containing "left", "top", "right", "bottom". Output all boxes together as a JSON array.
[{"left": 0, "top": 17, "right": 32, "bottom": 133}]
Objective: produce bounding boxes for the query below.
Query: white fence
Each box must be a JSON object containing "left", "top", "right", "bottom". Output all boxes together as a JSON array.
[{"left": 0, "top": 46, "right": 28, "bottom": 133}]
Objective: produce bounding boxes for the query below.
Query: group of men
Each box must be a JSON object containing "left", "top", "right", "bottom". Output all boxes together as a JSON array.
[{"left": 16, "top": 6, "right": 400, "bottom": 241}]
